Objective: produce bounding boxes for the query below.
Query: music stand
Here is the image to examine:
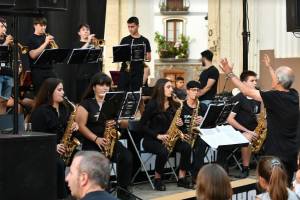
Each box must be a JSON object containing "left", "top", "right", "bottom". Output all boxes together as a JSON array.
[
  {"left": 34, "top": 48, "right": 70, "bottom": 65},
  {"left": 131, "top": 44, "right": 146, "bottom": 61},
  {"left": 86, "top": 48, "right": 103, "bottom": 63},
  {"left": 200, "top": 103, "right": 225, "bottom": 128},
  {"left": 66, "top": 48, "right": 89, "bottom": 64},
  {"left": 119, "top": 90, "right": 141, "bottom": 120},
  {"left": 112, "top": 44, "right": 131, "bottom": 62},
  {"left": 101, "top": 91, "right": 126, "bottom": 120}
]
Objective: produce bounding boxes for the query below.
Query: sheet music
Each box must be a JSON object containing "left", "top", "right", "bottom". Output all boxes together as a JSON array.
[{"left": 200, "top": 125, "right": 249, "bottom": 149}]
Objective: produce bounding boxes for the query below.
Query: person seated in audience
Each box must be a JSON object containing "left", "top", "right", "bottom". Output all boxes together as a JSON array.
[
  {"left": 256, "top": 156, "right": 299, "bottom": 200},
  {"left": 66, "top": 151, "right": 117, "bottom": 200},
  {"left": 173, "top": 76, "right": 186, "bottom": 100},
  {"left": 196, "top": 163, "right": 232, "bottom": 200}
]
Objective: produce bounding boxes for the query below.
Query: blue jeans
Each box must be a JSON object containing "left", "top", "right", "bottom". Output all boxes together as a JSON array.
[{"left": 0, "top": 75, "right": 13, "bottom": 100}]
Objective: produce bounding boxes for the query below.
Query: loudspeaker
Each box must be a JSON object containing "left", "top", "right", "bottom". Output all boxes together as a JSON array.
[
  {"left": 0, "top": 0, "right": 16, "bottom": 8},
  {"left": 15, "top": 0, "right": 68, "bottom": 11},
  {"left": 286, "top": 0, "right": 300, "bottom": 32},
  {"left": 0, "top": 132, "right": 56, "bottom": 200}
]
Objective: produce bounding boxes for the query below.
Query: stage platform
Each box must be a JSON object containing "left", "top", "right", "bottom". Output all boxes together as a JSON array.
[{"left": 130, "top": 170, "right": 258, "bottom": 200}]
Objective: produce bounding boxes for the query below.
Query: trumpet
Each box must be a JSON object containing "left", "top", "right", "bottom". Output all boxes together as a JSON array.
[
  {"left": 91, "top": 37, "right": 105, "bottom": 48},
  {"left": 17, "top": 43, "right": 29, "bottom": 54},
  {"left": 45, "top": 33, "right": 59, "bottom": 49}
]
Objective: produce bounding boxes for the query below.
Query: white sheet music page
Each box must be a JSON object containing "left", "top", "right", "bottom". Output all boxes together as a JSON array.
[{"left": 200, "top": 125, "right": 249, "bottom": 149}]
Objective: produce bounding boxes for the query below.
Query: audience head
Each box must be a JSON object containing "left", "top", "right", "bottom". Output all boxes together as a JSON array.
[
  {"left": 82, "top": 72, "right": 111, "bottom": 100},
  {"left": 201, "top": 50, "right": 214, "bottom": 66},
  {"left": 257, "top": 156, "right": 288, "bottom": 200},
  {"left": 175, "top": 76, "right": 185, "bottom": 89},
  {"left": 34, "top": 78, "right": 64, "bottom": 109},
  {"left": 196, "top": 164, "right": 232, "bottom": 200},
  {"left": 275, "top": 66, "right": 295, "bottom": 90},
  {"left": 186, "top": 80, "right": 201, "bottom": 100},
  {"left": 240, "top": 70, "right": 257, "bottom": 89},
  {"left": 66, "top": 151, "right": 110, "bottom": 199}
]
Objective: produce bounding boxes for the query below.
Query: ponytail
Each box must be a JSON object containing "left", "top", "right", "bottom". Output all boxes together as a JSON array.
[{"left": 269, "top": 161, "right": 288, "bottom": 200}]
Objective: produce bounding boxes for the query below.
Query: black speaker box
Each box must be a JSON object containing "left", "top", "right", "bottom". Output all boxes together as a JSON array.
[
  {"left": 0, "top": 132, "right": 56, "bottom": 200},
  {"left": 0, "top": 0, "right": 16, "bottom": 8},
  {"left": 14, "top": 0, "right": 68, "bottom": 11}
]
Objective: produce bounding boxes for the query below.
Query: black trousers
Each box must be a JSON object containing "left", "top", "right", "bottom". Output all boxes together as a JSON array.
[
  {"left": 280, "top": 155, "right": 297, "bottom": 186},
  {"left": 191, "top": 137, "right": 207, "bottom": 178},
  {"left": 118, "top": 62, "right": 144, "bottom": 91},
  {"left": 57, "top": 156, "right": 68, "bottom": 199},
  {"left": 82, "top": 141, "right": 133, "bottom": 189},
  {"left": 143, "top": 137, "right": 192, "bottom": 175},
  {"left": 31, "top": 68, "right": 57, "bottom": 94}
]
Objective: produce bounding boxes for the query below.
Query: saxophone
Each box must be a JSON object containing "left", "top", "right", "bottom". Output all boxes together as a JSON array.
[
  {"left": 251, "top": 110, "right": 267, "bottom": 153},
  {"left": 185, "top": 100, "right": 201, "bottom": 148},
  {"left": 60, "top": 96, "right": 81, "bottom": 165},
  {"left": 102, "top": 120, "right": 121, "bottom": 159},
  {"left": 164, "top": 97, "right": 184, "bottom": 153}
]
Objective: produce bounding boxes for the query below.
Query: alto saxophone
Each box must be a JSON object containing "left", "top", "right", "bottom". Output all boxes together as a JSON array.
[
  {"left": 251, "top": 110, "right": 267, "bottom": 153},
  {"left": 102, "top": 120, "right": 121, "bottom": 159},
  {"left": 185, "top": 100, "right": 201, "bottom": 148},
  {"left": 60, "top": 96, "right": 81, "bottom": 165},
  {"left": 164, "top": 97, "right": 184, "bottom": 153}
]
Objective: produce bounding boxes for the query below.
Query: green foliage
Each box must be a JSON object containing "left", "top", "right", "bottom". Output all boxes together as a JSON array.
[{"left": 154, "top": 32, "right": 190, "bottom": 59}]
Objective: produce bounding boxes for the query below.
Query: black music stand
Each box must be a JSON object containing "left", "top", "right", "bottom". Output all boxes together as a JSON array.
[
  {"left": 34, "top": 48, "right": 70, "bottom": 65},
  {"left": 112, "top": 44, "right": 131, "bottom": 62},
  {"left": 119, "top": 90, "right": 141, "bottom": 120},
  {"left": 67, "top": 48, "right": 103, "bottom": 64}
]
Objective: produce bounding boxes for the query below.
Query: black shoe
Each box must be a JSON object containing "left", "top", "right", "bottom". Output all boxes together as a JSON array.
[
  {"left": 235, "top": 168, "right": 249, "bottom": 178},
  {"left": 154, "top": 178, "right": 166, "bottom": 191},
  {"left": 177, "top": 177, "right": 193, "bottom": 189}
]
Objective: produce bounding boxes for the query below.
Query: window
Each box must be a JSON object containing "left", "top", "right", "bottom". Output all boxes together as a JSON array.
[
  {"left": 166, "top": 19, "right": 183, "bottom": 43},
  {"left": 167, "top": 0, "right": 183, "bottom": 11}
]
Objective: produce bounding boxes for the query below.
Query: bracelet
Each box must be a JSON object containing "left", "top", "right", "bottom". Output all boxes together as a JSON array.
[
  {"left": 94, "top": 136, "right": 98, "bottom": 143},
  {"left": 226, "top": 72, "right": 235, "bottom": 79}
]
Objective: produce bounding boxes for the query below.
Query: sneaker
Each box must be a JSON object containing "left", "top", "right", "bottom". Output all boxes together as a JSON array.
[
  {"left": 154, "top": 178, "right": 166, "bottom": 191},
  {"left": 177, "top": 177, "right": 193, "bottom": 189}
]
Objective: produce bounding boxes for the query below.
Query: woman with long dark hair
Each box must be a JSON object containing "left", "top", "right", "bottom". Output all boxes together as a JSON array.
[
  {"left": 30, "top": 77, "right": 78, "bottom": 199},
  {"left": 256, "top": 156, "right": 299, "bottom": 200},
  {"left": 140, "top": 78, "right": 193, "bottom": 191},
  {"left": 75, "top": 72, "right": 133, "bottom": 200},
  {"left": 196, "top": 164, "right": 232, "bottom": 200}
]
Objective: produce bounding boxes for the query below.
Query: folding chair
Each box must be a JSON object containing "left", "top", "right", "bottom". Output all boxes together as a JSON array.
[{"left": 127, "top": 120, "right": 178, "bottom": 190}]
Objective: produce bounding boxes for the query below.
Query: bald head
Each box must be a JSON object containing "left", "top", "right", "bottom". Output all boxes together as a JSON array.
[{"left": 275, "top": 66, "right": 295, "bottom": 89}]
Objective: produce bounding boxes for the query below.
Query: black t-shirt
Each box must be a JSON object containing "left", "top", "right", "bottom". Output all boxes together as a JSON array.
[
  {"left": 27, "top": 34, "right": 52, "bottom": 70},
  {"left": 31, "top": 104, "right": 70, "bottom": 143},
  {"left": 0, "top": 38, "right": 13, "bottom": 76},
  {"left": 80, "top": 98, "right": 106, "bottom": 151},
  {"left": 140, "top": 99, "right": 177, "bottom": 140},
  {"left": 231, "top": 93, "right": 261, "bottom": 131},
  {"left": 81, "top": 191, "right": 117, "bottom": 200},
  {"left": 199, "top": 66, "right": 219, "bottom": 101},
  {"left": 260, "top": 89, "right": 299, "bottom": 161},
  {"left": 180, "top": 100, "right": 207, "bottom": 134}
]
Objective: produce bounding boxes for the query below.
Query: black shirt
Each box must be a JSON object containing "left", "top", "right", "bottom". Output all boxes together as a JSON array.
[
  {"left": 180, "top": 100, "right": 207, "bottom": 134},
  {"left": 27, "top": 34, "right": 52, "bottom": 70},
  {"left": 260, "top": 89, "right": 299, "bottom": 160},
  {"left": 199, "top": 66, "right": 219, "bottom": 101},
  {"left": 0, "top": 38, "right": 13, "bottom": 76},
  {"left": 80, "top": 98, "right": 106, "bottom": 150},
  {"left": 140, "top": 99, "right": 177, "bottom": 140},
  {"left": 31, "top": 104, "right": 70, "bottom": 143},
  {"left": 81, "top": 191, "right": 117, "bottom": 200},
  {"left": 231, "top": 93, "right": 261, "bottom": 131}
]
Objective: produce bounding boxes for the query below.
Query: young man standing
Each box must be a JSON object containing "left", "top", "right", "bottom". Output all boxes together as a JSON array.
[
  {"left": 27, "top": 17, "right": 57, "bottom": 94},
  {"left": 118, "top": 16, "right": 151, "bottom": 91},
  {"left": 198, "top": 50, "right": 219, "bottom": 106},
  {"left": 0, "top": 17, "right": 14, "bottom": 114}
]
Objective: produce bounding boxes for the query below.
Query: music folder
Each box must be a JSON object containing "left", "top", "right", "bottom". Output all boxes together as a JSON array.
[
  {"left": 34, "top": 48, "right": 70, "bottom": 65},
  {"left": 112, "top": 44, "right": 131, "bottom": 62},
  {"left": 119, "top": 90, "right": 141, "bottom": 120}
]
